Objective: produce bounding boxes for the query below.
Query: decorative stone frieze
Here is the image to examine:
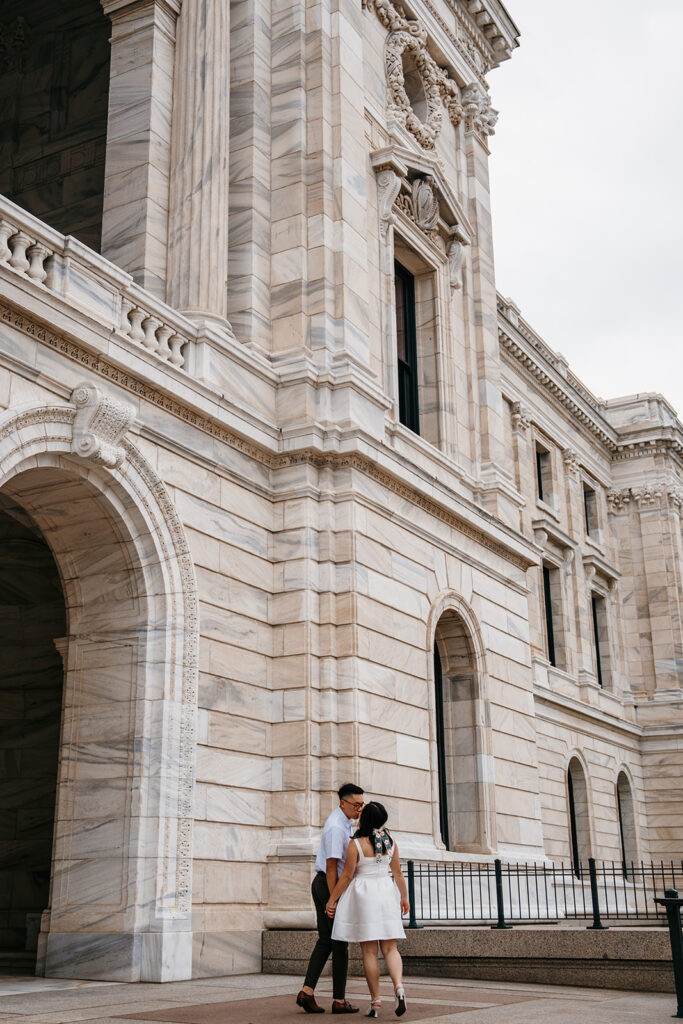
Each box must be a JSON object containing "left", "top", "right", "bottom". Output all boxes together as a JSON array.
[
  {"left": 71, "top": 382, "right": 136, "bottom": 469},
  {"left": 362, "top": 0, "right": 464, "bottom": 149},
  {"left": 631, "top": 481, "right": 665, "bottom": 510}
]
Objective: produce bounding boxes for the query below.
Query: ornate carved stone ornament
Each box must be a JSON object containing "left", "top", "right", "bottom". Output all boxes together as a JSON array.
[
  {"left": 363, "top": 0, "right": 465, "bottom": 149},
  {"left": 371, "top": 145, "right": 472, "bottom": 286},
  {"left": 606, "top": 480, "right": 683, "bottom": 514},
  {"left": 606, "top": 488, "right": 630, "bottom": 514},
  {"left": 71, "top": 382, "right": 136, "bottom": 468},
  {"left": 461, "top": 83, "right": 498, "bottom": 137},
  {"left": 562, "top": 448, "right": 581, "bottom": 477},
  {"left": 510, "top": 401, "right": 531, "bottom": 434}
]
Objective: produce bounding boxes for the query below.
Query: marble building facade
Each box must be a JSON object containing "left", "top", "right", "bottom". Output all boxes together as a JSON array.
[{"left": 0, "top": 0, "right": 681, "bottom": 984}]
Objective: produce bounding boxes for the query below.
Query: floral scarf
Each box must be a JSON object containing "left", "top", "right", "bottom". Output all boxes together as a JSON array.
[{"left": 372, "top": 827, "right": 393, "bottom": 863}]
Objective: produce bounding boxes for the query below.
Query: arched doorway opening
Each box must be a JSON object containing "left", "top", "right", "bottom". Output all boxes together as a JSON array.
[
  {"left": 0, "top": 0, "right": 111, "bottom": 249},
  {"left": 432, "top": 606, "right": 494, "bottom": 853},
  {"left": 0, "top": 397, "right": 198, "bottom": 981},
  {"left": 616, "top": 771, "right": 638, "bottom": 874},
  {"left": 0, "top": 496, "right": 65, "bottom": 967},
  {"left": 567, "top": 757, "right": 591, "bottom": 876}
]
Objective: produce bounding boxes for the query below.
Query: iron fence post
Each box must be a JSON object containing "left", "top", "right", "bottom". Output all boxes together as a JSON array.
[
  {"left": 491, "top": 858, "right": 512, "bottom": 929},
  {"left": 406, "top": 860, "right": 421, "bottom": 929},
  {"left": 655, "top": 889, "right": 683, "bottom": 1018},
  {"left": 586, "top": 857, "right": 608, "bottom": 930}
]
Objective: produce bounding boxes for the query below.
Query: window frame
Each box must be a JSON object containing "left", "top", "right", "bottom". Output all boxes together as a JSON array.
[{"left": 393, "top": 260, "right": 421, "bottom": 435}]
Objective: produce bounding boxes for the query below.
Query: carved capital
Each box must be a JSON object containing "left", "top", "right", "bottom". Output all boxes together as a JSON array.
[
  {"left": 606, "top": 488, "right": 630, "bottom": 514},
  {"left": 462, "top": 83, "right": 498, "bottom": 138},
  {"left": 70, "top": 382, "right": 136, "bottom": 469},
  {"left": 510, "top": 401, "right": 531, "bottom": 434},
  {"left": 562, "top": 448, "right": 580, "bottom": 477},
  {"left": 631, "top": 481, "right": 665, "bottom": 510}
]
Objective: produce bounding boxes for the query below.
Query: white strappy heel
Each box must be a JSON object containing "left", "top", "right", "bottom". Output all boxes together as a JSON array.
[
  {"left": 394, "top": 989, "right": 407, "bottom": 1017},
  {"left": 365, "top": 999, "right": 382, "bottom": 1017}
]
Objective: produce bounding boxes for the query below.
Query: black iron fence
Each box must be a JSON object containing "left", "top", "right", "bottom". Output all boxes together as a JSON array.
[{"left": 404, "top": 857, "right": 683, "bottom": 928}]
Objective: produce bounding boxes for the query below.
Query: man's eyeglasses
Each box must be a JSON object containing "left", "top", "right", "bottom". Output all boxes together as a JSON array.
[{"left": 342, "top": 799, "right": 365, "bottom": 811}]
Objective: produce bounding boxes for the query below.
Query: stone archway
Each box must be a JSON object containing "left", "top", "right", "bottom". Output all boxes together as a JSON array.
[
  {"left": 429, "top": 594, "right": 496, "bottom": 854},
  {"left": 0, "top": 386, "right": 198, "bottom": 982},
  {"left": 567, "top": 755, "right": 591, "bottom": 875}
]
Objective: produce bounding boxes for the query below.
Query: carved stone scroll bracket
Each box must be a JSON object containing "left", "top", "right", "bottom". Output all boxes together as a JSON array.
[
  {"left": 563, "top": 548, "right": 575, "bottom": 579},
  {"left": 70, "top": 382, "right": 136, "bottom": 469},
  {"left": 376, "top": 165, "right": 404, "bottom": 241},
  {"left": 447, "top": 226, "right": 469, "bottom": 289}
]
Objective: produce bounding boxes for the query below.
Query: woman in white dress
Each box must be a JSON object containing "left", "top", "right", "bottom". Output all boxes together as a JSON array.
[{"left": 326, "top": 802, "right": 409, "bottom": 1018}]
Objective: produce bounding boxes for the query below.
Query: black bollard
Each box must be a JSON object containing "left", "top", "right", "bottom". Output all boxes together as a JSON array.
[
  {"left": 491, "top": 858, "right": 512, "bottom": 929},
  {"left": 655, "top": 889, "right": 683, "bottom": 1018},
  {"left": 586, "top": 858, "right": 608, "bottom": 930},
  {"left": 406, "top": 861, "right": 421, "bottom": 929}
]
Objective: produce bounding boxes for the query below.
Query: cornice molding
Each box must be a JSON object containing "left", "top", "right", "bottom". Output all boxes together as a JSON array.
[{"left": 0, "top": 298, "right": 536, "bottom": 571}]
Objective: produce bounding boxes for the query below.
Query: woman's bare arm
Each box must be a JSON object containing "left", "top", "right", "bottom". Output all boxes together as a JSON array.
[
  {"left": 325, "top": 842, "right": 359, "bottom": 915},
  {"left": 389, "top": 842, "right": 410, "bottom": 915}
]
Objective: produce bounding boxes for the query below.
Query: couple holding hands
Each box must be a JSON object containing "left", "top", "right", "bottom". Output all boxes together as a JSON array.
[{"left": 296, "top": 784, "right": 409, "bottom": 1018}]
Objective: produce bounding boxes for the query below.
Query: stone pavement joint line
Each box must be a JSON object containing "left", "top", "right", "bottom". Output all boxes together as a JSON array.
[{"left": 0, "top": 974, "right": 678, "bottom": 1024}]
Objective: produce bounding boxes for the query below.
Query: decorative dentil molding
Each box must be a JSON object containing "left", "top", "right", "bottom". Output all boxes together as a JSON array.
[
  {"left": 363, "top": 0, "right": 466, "bottom": 149},
  {"left": 71, "top": 382, "right": 136, "bottom": 469}
]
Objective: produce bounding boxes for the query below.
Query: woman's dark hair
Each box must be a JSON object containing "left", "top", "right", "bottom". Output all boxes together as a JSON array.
[{"left": 354, "top": 801, "right": 391, "bottom": 840}]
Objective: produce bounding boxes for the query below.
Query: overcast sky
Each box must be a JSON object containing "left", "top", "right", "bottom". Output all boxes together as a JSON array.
[{"left": 488, "top": 0, "right": 683, "bottom": 419}]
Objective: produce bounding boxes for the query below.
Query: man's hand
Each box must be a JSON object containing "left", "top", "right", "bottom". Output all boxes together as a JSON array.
[
  {"left": 400, "top": 898, "right": 410, "bottom": 916},
  {"left": 326, "top": 899, "right": 337, "bottom": 918}
]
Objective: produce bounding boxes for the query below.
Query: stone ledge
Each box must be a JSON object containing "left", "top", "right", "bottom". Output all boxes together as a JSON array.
[{"left": 263, "top": 927, "right": 674, "bottom": 993}]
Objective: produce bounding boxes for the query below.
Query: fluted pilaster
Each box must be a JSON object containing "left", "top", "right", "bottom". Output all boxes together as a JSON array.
[{"left": 166, "top": 0, "right": 231, "bottom": 330}]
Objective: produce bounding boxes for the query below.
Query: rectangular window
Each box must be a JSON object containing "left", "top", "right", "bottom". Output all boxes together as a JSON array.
[
  {"left": 394, "top": 261, "right": 420, "bottom": 435},
  {"left": 583, "top": 486, "right": 598, "bottom": 537},
  {"left": 536, "top": 445, "right": 551, "bottom": 503},
  {"left": 591, "top": 593, "right": 611, "bottom": 688},
  {"left": 542, "top": 564, "right": 556, "bottom": 666}
]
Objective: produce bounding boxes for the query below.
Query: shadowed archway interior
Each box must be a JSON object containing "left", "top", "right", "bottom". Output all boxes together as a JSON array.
[{"left": 0, "top": 497, "right": 65, "bottom": 962}]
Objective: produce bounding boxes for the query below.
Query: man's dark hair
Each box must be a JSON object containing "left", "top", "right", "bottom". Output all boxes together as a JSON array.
[{"left": 338, "top": 782, "right": 364, "bottom": 801}]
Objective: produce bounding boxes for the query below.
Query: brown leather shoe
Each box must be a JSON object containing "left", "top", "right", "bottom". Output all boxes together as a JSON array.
[
  {"left": 331, "top": 1000, "right": 359, "bottom": 1014},
  {"left": 296, "top": 989, "right": 325, "bottom": 1013}
]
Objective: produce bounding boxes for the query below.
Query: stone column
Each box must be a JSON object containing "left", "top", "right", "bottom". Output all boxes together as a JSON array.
[
  {"left": 100, "top": 0, "right": 180, "bottom": 298},
  {"left": 166, "top": 0, "right": 231, "bottom": 332}
]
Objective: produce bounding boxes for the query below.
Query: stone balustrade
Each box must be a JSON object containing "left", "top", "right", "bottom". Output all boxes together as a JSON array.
[{"left": 0, "top": 196, "right": 194, "bottom": 372}]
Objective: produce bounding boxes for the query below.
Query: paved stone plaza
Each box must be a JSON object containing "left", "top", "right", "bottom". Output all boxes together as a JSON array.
[{"left": 0, "top": 973, "right": 677, "bottom": 1024}]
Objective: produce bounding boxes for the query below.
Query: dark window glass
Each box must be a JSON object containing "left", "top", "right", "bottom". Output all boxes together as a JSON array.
[
  {"left": 592, "top": 594, "right": 604, "bottom": 687},
  {"left": 394, "top": 262, "right": 420, "bottom": 434},
  {"left": 536, "top": 447, "right": 550, "bottom": 502},
  {"left": 567, "top": 768, "right": 581, "bottom": 877},
  {"left": 543, "top": 564, "right": 556, "bottom": 667},
  {"left": 584, "top": 487, "right": 597, "bottom": 536},
  {"left": 433, "top": 644, "right": 449, "bottom": 849}
]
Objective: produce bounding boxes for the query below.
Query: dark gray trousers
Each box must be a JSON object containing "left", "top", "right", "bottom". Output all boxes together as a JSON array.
[{"left": 303, "top": 871, "right": 349, "bottom": 1000}]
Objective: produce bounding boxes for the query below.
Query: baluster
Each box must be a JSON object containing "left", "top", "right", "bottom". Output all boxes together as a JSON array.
[
  {"left": 27, "top": 242, "right": 49, "bottom": 284},
  {"left": 8, "top": 230, "right": 31, "bottom": 274},
  {"left": 0, "top": 220, "right": 14, "bottom": 263},
  {"left": 128, "top": 307, "right": 146, "bottom": 344},
  {"left": 44, "top": 254, "right": 60, "bottom": 292},
  {"left": 119, "top": 297, "right": 135, "bottom": 336},
  {"left": 142, "top": 316, "right": 161, "bottom": 353},
  {"left": 156, "top": 324, "right": 173, "bottom": 362},
  {"left": 169, "top": 334, "right": 185, "bottom": 368}
]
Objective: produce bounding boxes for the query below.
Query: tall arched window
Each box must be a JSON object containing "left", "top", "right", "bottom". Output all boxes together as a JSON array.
[
  {"left": 616, "top": 771, "right": 638, "bottom": 874},
  {"left": 432, "top": 608, "right": 493, "bottom": 853},
  {"left": 567, "top": 757, "right": 591, "bottom": 876}
]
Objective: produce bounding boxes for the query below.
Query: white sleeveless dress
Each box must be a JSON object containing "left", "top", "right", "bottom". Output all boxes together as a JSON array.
[{"left": 331, "top": 838, "right": 406, "bottom": 943}]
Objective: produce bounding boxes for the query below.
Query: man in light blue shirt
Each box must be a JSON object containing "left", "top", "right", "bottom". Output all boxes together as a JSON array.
[{"left": 297, "top": 783, "right": 365, "bottom": 1014}]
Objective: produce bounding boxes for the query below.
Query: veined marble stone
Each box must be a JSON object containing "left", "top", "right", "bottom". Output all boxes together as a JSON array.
[{"left": 0, "top": 0, "right": 681, "bottom": 985}]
